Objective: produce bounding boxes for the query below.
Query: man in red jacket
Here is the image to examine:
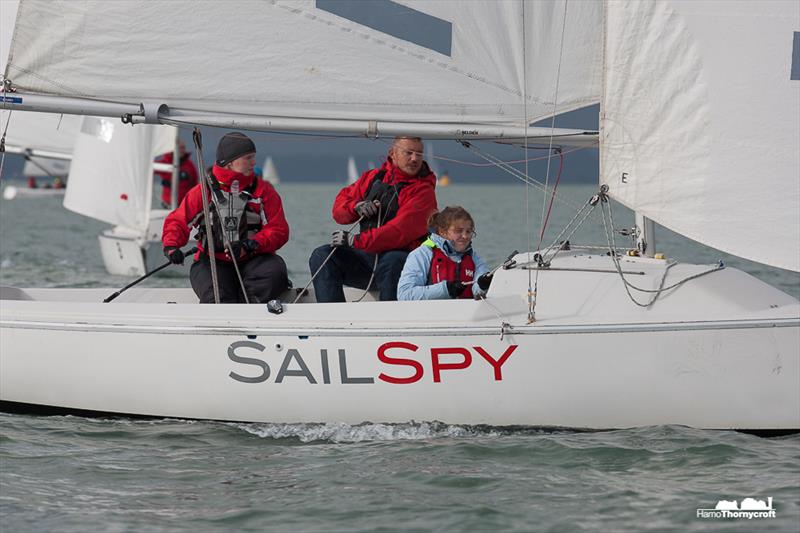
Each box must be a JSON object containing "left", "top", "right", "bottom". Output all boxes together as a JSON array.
[
  {"left": 308, "top": 136, "right": 437, "bottom": 302},
  {"left": 162, "top": 132, "right": 290, "bottom": 304},
  {"left": 155, "top": 139, "right": 199, "bottom": 208}
]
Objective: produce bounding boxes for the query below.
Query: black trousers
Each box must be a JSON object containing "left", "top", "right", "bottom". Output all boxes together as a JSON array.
[{"left": 190, "top": 254, "right": 289, "bottom": 303}]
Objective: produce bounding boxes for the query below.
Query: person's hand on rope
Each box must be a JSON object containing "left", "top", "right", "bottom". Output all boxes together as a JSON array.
[
  {"left": 231, "top": 238, "right": 259, "bottom": 259},
  {"left": 477, "top": 273, "right": 494, "bottom": 291},
  {"left": 163, "top": 246, "right": 185, "bottom": 265},
  {"left": 354, "top": 200, "right": 380, "bottom": 218},
  {"left": 331, "top": 230, "right": 355, "bottom": 248},
  {"left": 446, "top": 280, "right": 466, "bottom": 298}
]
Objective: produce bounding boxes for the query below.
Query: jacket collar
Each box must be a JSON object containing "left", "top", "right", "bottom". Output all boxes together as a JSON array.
[{"left": 212, "top": 164, "right": 255, "bottom": 191}]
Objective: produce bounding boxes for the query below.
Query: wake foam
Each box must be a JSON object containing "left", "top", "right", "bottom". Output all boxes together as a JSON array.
[{"left": 232, "top": 421, "right": 480, "bottom": 443}]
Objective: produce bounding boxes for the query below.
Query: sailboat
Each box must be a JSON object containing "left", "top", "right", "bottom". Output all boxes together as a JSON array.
[
  {"left": 262, "top": 156, "right": 280, "bottom": 185},
  {"left": 346, "top": 156, "right": 359, "bottom": 184},
  {"left": 0, "top": 110, "right": 80, "bottom": 199},
  {"left": 1, "top": 1, "right": 798, "bottom": 433},
  {"left": 63, "top": 117, "right": 180, "bottom": 276},
  {"left": 426, "top": 142, "right": 450, "bottom": 187}
]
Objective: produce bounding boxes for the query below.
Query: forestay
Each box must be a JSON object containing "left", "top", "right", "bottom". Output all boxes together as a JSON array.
[
  {"left": 4, "top": 0, "right": 601, "bottom": 127},
  {"left": 601, "top": 0, "right": 800, "bottom": 272},
  {"left": 63, "top": 119, "right": 175, "bottom": 233}
]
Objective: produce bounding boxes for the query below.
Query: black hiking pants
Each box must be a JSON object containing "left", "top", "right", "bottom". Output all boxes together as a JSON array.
[{"left": 190, "top": 253, "right": 289, "bottom": 303}]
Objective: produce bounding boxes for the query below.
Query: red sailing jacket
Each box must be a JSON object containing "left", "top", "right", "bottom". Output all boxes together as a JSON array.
[
  {"left": 427, "top": 243, "right": 476, "bottom": 299},
  {"left": 155, "top": 152, "right": 199, "bottom": 206},
  {"left": 332, "top": 158, "right": 437, "bottom": 253},
  {"left": 162, "top": 165, "right": 290, "bottom": 262}
]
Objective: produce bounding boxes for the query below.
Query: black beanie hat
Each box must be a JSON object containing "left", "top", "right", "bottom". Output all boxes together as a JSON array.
[{"left": 216, "top": 132, "right": 256, "bottom": 166}]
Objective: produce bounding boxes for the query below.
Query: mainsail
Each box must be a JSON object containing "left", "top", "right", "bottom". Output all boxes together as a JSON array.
[
  {"left": 601, "top": 0, "right": 800, "bottom": 272},
  {"left": 3, "top": 0, "right": 602, "bottom": 133}
]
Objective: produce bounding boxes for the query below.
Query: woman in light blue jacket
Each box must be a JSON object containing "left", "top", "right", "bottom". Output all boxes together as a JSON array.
[{"left": 397, "top": 206, "right": 493, "bottom": 300}]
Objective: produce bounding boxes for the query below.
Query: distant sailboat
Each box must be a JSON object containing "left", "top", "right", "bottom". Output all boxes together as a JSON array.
[
  {"left": 64, "top": 117, "right": 180, "bottom": 276},
  {"left": 0, "top": 110, "right": 81, "bottom": 199},
  {"left": 346, "top": 156, "right": 359, "bottom": 184},
  {"left": 263, "top": 156, "right": 280, "bottom": 185},
  {"left": 426, "top": 142, "right": 450, "bottom": 187}
]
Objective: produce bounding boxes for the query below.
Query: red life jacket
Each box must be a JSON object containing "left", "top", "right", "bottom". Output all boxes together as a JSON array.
[{"left": 424, "top": 239, "right": 475, "bottom": 299}]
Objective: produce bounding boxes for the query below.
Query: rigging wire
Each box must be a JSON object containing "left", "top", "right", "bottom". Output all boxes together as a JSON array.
[
  {"left": 530, "top": 0, "right": 570, "bottom": 323},
  {"left": 538, "top": 148, "right": 564, "bottom": 241},
  {"left": 0, "top": 81, "right": 13, "bottom": 179},
  {"left": 522, "top": 1, "right": 533, "bottom": 324},
  {"left": 192, "top": 128, "right": 221, "bottom": 304}
]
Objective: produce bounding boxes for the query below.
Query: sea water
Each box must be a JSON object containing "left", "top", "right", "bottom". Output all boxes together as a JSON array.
[{"left": 1, "top": 183, "right": 799, "bottom": 532}]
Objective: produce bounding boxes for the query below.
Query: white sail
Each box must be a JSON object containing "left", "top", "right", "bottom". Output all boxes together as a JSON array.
[
  {"left": 4, "top": 0, "right": 602, "bottom": 128},
  {"left": 63, "top": 118, "right": 176, "bottom": 233},
  {"left": 346, "top": 156, "right": 359, "bottom": 184},
  {"left": 0, "top": 0, "right": 18, "bottom": 76},
  {"left": 0, "top": 110, "right": 81, "bottom": 156},
  {"left": 425, "top": 142, "right": 440, "bottom": 176},
  {"left": 263, "top": 156, "right": 280, "bottom": 185},
  {"left": 601, "top": 0, "right": 800, "bottom": 272}
]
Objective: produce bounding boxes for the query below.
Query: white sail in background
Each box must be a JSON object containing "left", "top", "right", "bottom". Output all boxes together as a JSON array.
[
  {"left": 5, "top": 0, "right": 602, "bottom": 128},
  {"left": 0, "top": 110, "right": 81, "bottom": 158},
  {"left": 425, "top": 142, "right": 440, "bottom": 176},
  {"left": 346, "top": 156, "right": 359, "bottom": 184},
  {"left": 601, "top": 0, "right": 800, "bottom": 272},
  {"left": 0, "top": 111, "right": 81, "bottom": 176},
  {"left": 2, "top": 2, "right": 79, "bottom": 177},
  {"left": 64, "top": 118, "right": 176, "bottom": 233},
  {"left": 263, "top": 156, "right": 280, "bottom": 185}
]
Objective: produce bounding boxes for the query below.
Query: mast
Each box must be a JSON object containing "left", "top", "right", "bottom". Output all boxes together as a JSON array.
[{"left": 635, "top": 213, "right": 655, "bottom": 257}]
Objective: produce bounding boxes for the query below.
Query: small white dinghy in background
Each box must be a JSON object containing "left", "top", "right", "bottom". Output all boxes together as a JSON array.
[
  {"left": 0, "top": 0, "right": 797, "bottom": 433},
  {"left": 63, "top": 118, "right": 183, "bottom": 276},
  {"left": 2, "top": 185, "right": 65, "bottom": 200}
]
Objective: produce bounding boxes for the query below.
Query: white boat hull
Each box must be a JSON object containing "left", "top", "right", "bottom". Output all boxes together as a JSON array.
[
  {"left": 2, "top": 185, "right": 66, "bottom": 200},
  {"left": 2, "top": 253, "right": 798, "bottom": 431},
  {"left": 97, "top": 210, "right": 190, "bottom": 276}
]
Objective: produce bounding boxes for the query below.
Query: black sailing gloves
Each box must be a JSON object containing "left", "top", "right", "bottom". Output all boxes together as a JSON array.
[
  {"left": 477, "top": 273, "right": 494, "bottom": 291},
  {"left": 446, "top": 274, "right": 493, "bottom": 299},
  {"left": 231, "top": 238, "right": 259, "bottom": 259},
  {"left": 446, "top": 280, "right": 466, "bottom": 298},
  {"left": 354, "top": 200, "right": 380, "bottom": 218},
  {"left": 331, "top": 230, "right": 356, "bottom": 248},
  {"left": 163, "top": 246, "right": 185, "bottom": 265}
]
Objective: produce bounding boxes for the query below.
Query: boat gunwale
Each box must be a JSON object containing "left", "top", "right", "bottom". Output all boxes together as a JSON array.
[{"left": 1, "top": 316, "right": 797, "bottom": 336}]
